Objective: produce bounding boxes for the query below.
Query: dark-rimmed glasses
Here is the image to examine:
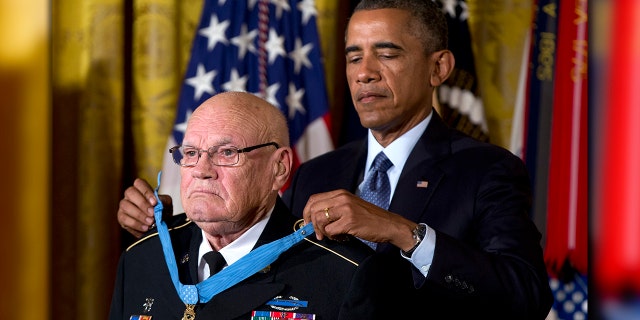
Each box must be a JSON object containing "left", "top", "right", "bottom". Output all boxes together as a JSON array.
[{"left": 169, "top": 142, "right": 279, "bottom": 167}]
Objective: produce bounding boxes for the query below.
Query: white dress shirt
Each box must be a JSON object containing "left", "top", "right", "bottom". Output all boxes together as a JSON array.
[{"left": 197, "top": 208, "right": 273, "bottom": 282}]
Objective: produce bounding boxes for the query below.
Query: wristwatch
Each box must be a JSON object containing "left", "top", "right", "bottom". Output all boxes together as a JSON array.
[{"left": 402, "top": 223, "right": 427, "bottom": 257}]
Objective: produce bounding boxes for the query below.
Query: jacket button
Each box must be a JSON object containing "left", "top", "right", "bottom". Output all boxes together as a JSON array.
[
  {"left": 445, "top": 275, "right": 453, "bottom": 283},
  {"left": 454, "top": 279, "right": 461, "bottom": 287},
  {"left": 468, "top": 285, "right": 475, "bottom": 294},
  {"left": 461, "top": 281, "right": 468, "bottom": 290}
]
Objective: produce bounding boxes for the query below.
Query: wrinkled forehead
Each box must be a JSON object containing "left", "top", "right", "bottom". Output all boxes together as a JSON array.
[{"left": 184, "top": 104, "right": 259, "bottom": 146}]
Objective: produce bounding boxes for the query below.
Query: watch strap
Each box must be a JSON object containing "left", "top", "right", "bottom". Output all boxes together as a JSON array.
[{"left": 402, "top": 223, "right": 427, "bottom": 257}]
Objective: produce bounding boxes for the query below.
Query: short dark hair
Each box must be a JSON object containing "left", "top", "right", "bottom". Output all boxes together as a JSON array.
[{"left": 352, "top": 0, "right": 448, "bottom": 55}]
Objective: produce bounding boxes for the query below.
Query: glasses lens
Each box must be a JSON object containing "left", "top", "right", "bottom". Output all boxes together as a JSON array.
[
  {"left": 181, "top": 147, "right": 201, "bottom": 166},
  {"left": 214, "top": 146, "right": 239, "bottom": 166},
  {"left": 171, "top": 146, "right": 199, "bottom": 167},
  {"left": 171, "top": 145, "right": 243, "bottom": 167}
]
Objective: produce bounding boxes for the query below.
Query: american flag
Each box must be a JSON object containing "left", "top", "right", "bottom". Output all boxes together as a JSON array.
[
  {"left": 547, "top": 273, "right": 588, "bottom": 320},
  {"left": 159, "top": 0, "right": 333, "bottom": 212}
]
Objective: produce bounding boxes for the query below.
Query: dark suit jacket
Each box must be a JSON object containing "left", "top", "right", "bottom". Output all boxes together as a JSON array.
[
  {"left": 109, "top": 198, "right": 383, "bottom": 320},
  {"left": 285, "top": 111, "right": 554, "bottom": 319}
]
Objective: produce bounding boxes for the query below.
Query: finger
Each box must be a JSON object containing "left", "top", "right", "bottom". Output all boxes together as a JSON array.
[
  {"left": 133, "top": 178, "right": 157, "bottom": 207},
  {"left": 303, "top": 191, "right": 348, "bottom": 239},
  {"left": 303, "top": 200, "right": 325, "bottom": 240},
  {"left": 125, "top": 184, "right": 156, "bottom": 223},
  {"left": 313, "top": 205, "right": 343, "bottom": 241},
  {"left": 302, "top": 198, "right": 314, "bottom": 224},
  {"left": 304, "top": 204, "right": 327, "bottom": 240},
  {"left": 118, "top": 195, "right": 153, "bottom": 232},
  {"left": 118, "top": 200, "right": 150, "bottom": 238},
  {"left": 308, "top": 206, "right": 325, "bottom": 240},
  {"left": 302, "top": 190, "right": 338, "bottom": 222}
]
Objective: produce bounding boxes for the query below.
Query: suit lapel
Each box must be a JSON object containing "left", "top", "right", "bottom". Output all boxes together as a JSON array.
[
  {"left": 341, "top": 142, "right": 368, "bottom": 192},
  {"left": 322, "top": 140, "right": 367, "bottom": 195},
  {"left": 379, "top": 112, "right": 452, "bottom": 252},
  {"left": 391, "top": 112, "right": 451, "bottom": 221}
]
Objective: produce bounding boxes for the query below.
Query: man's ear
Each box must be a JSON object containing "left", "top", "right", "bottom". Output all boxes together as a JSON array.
[
  {"left": 429, "top": 50, "right": 455, "bottom": 87},
  {"left": 272, "top": 147, "right": 293, "bottom": 191}
]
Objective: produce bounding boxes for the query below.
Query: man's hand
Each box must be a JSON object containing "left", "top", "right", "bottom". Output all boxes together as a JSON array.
[
  {"left": 302, "top": 189, "right": 417, "bottom": 251},
  {"left": 117, "top": 178, "right": 172, "bottom": 238}
]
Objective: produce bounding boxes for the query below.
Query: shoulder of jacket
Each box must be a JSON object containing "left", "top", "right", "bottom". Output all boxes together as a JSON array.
[
  {"left": 126, "top": 214, "right": 193, "bottom": 252},
  {"left": 287, "top": 219, "right": 371, "bottom": 267},
  {"left": 302, "top": 140, "right": 362, "bottom": 165}
]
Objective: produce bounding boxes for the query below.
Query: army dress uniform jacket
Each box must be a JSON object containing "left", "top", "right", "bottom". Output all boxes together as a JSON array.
[
  {"left": 284, "top": 110, "right": 554, "bottom": 319},
  {"left": 109, "top": 197, "right": 382, "bottom": 320}
]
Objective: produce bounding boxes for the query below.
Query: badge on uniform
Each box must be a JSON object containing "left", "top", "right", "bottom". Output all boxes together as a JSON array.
[
  {"left": 252, "top": 296, "right": 314, "bottom": 319},
  {"left": 129, "top": 297, "right": 154, "bottom": 319},
  {"left": 266, "top": 296, "right": 308, "bottom": 311},
  {"left": 251, "top": 310, "right": 316, "bottom": 319}
]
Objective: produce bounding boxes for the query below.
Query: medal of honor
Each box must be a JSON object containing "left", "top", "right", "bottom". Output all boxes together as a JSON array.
[{"left": 181, "top": 304, "right": 196, "bottom": 320}]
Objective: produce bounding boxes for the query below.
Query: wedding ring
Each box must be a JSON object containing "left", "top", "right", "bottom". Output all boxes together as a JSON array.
[{"left": 324, "top": 207, "right": 331, "bottom": 221}]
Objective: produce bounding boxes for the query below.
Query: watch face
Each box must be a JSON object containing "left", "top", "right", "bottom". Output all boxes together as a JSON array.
[{"left": 413, "top": 224, "right": 427, "bottom": 241}]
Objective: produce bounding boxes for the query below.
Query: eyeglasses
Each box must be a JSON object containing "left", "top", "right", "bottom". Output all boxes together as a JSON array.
[{"left": 169, "top": 142, "right": 279, "bottom": 167}]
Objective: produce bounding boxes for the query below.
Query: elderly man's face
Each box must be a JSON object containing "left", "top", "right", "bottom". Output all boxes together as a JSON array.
[{"left": 179, "top": 101, "right": 277, "bottom": 234}]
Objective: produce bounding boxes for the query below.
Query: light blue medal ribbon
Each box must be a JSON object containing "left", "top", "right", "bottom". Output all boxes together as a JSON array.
[
  {"left": 152, "top": 172, "right": 314, "bottom": 305},
  {"left": 197, "top": 222, "right": 314, "bottom": 302}
]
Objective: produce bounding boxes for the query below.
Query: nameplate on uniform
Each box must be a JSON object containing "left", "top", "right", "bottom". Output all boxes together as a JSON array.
[{"left": 251, "top": 310, "right": 315, "bottom": 319}]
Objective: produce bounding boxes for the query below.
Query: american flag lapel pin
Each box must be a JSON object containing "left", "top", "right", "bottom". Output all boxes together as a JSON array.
[{"left": 416, "top": 180, "right": 429, "bottom": 188}]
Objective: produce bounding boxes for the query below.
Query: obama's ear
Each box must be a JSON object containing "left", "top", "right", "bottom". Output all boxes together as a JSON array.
[{"left": 429, "top": 50, "right": 455, "bottom": 87}]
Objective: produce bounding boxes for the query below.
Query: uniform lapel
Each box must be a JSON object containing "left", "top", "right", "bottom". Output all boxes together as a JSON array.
[
  {"left": 168, "top": 222, "right": 202, "bottom": 284},
  {"left": 255, "top": 197, "right": 300, "bottom": 248}
]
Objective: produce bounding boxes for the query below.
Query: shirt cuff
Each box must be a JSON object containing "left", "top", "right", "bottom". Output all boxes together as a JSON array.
[{"left": 400, "top": 224, "right": 435, "bottom": 277}]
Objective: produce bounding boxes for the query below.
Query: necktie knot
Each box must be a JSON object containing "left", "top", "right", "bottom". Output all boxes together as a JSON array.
[
  {"left": 365, "top": 152, "right": 393, "bottom": 194},
  {"left": 371, "top": 152, "right": 393, "bottom": 173},
  {"left": 203, "top": 251, "right": 226, "bottom": 276}
]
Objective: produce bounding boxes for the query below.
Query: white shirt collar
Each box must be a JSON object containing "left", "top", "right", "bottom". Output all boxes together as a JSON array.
[
  {"left": 197, "top": 207, "right": 273, "bottom": 282},
  {"left": 362, "top": 113, "right": 432, "bottom": 199}
]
